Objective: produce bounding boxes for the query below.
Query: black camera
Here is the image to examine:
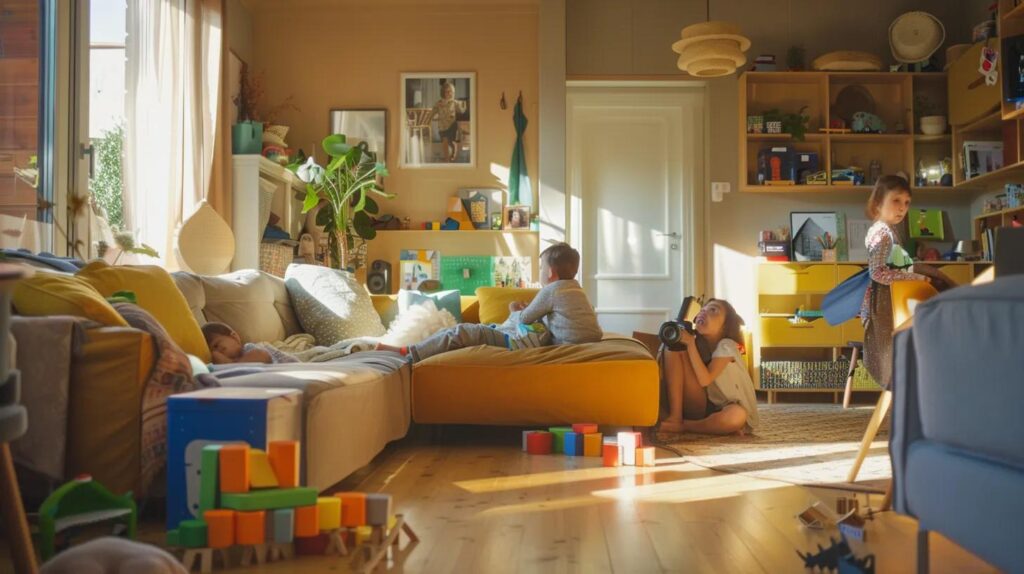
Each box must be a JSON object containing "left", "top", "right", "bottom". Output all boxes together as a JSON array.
[{"left": 659, "top": 296, "right": 713, "bottom": 363}]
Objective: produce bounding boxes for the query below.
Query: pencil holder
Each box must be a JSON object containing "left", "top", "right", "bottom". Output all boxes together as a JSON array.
[{"left": 821, "top": 249, "right": 837, "bottom": 262}]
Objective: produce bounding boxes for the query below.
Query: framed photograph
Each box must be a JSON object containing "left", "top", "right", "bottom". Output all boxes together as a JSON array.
[
  {"left": 400, "top": 72, "right": 475, "bottom": 168},
  {"left": 790, "top": 212, "right": 839, "bottom": 262},
  {"left": 329, "top": 108, "right": 387, "bottom": 167},
  {"left": 504, "top": 205, "right": 530, "bottom": 230}
]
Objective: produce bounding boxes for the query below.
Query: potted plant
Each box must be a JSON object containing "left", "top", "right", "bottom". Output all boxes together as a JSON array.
[
  {"left": 914, "top": 95, "right": 946, "bottom": 135},
  {"left": 291, "top": 134, "right": 394, "bottom": 271},
  {"left": 763, "top": 106, "right": 811, "bottom": 141}
]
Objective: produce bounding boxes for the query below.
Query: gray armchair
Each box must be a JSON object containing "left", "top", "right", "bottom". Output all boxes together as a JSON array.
[{"left": 890, "top": 275, "right": 1024, "bottom": 573}]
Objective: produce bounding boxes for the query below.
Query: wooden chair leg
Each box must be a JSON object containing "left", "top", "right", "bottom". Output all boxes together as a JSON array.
[
  {"left": 917, "top": 528, "right": 930, "bottom": 574},
  {"left": 0, "top": 443, "right": 38, "bottom": 574},
  {"left": 881, "top": 479, "right": 893, "bottom": 511},
  {"left": 847, "top": 390, "right": 892, "bottom": 483},
  {"left": 843, "top": 346, "right": 860, "bottom": 408}
]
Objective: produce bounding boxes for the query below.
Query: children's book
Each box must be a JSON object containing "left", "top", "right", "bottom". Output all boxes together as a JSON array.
[
  {"left": 492, "top": 257, "right": 532, "bottom": 288},
  {"left": 400, "top": 250, "right": 440, "bottom": 290},
  {"left": 909, "top": 209, "right": 944, "bottom": 240}
]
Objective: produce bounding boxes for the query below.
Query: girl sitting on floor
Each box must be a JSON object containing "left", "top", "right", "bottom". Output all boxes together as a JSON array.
[{"left": 659, "top": 299, "right": 759, "bottom": 435}]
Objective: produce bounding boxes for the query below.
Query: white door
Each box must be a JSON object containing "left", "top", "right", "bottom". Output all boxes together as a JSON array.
[{"left": 567, "top": 86, "right": 704, "bottom": 335}]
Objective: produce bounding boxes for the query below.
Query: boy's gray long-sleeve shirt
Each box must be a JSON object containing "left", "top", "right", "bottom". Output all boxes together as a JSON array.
[{"left": 516, "top": 279, "right": 603, "bottom": 345}]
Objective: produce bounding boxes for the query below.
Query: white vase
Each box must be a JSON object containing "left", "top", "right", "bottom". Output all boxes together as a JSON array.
[{"left": 920, "top": 116, "right": 947, "bottom": 135}]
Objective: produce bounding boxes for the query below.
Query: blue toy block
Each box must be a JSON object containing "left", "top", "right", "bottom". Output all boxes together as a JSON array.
[
  {"left": 273, "top": 508, "right": 294, "bottom": 543},
  {"left": 564, "top": 432, "right": 582, "bottom": 456}
]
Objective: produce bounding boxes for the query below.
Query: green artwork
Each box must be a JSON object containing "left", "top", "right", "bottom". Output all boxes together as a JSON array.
[
  {"left": 441, "top": 256, "right": 494, "bottom": 295},
  {"left": 909, "top": 209, "right": 944, "bottom": 240}
]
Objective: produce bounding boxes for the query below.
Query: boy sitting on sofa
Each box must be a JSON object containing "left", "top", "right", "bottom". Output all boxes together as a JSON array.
[{"left": 377, "top": 242, "right": 603, "bottom": 361}]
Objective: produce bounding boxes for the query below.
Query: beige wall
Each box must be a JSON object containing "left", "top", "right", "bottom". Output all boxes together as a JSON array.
[
  {"left": 566, "top": 0, "right": 983, "bottom": 316},
  {"left": 245, "top": 0, "right": 539, "bottom": 226}
]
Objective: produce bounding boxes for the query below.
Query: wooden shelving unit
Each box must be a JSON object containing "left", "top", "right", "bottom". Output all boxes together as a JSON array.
[
  {"left": 739, "top": 71, "right": 953, "bottom": 193},
  {"left": 0, "top": 1, "right": 39, "bottom": 221}
]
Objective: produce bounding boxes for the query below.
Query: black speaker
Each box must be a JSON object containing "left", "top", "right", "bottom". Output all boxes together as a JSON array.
[{"left": 367, "top": 259, "right": 392, "bottom": 294}]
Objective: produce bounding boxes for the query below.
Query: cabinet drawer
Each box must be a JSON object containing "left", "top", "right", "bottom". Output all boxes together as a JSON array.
[
  {"left": 758, "top": 264, "right": 836, "bottom": 294},
  {"left": 760, "top": 317, "right": 842, "bottom": 347},
  {"left": 836, "top": 264, "right": 865, "bottom": 284},
  {"left": 934, "top": 264, "right": 972, "bottom": 286},
  {"left": 842, "top": 319, "right": 864, "bottom": 344}
]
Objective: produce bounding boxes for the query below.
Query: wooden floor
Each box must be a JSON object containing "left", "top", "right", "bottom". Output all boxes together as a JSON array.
[{"left": 2, "top": 428, "right": 997, "bottom": 574}]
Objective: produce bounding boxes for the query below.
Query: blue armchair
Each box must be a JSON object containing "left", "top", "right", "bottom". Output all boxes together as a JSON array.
[{"left": 890, "top": 275, "right": 1024, "bottom": 573}]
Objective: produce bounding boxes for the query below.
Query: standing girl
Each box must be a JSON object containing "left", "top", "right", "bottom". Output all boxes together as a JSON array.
[
  {"left": 659, "top": 299, "right": 759, "bottom": 435},
  {"left": 861, "top": 175, "right": 930, "bottom": 389}
]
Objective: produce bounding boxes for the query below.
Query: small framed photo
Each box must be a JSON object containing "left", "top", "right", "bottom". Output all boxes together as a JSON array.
[
  {"left": 400, "top": 72, "right": 475, "bottom": 168},
  {"left": 503, "top": 205, "right": 531, "bottom": 230}
]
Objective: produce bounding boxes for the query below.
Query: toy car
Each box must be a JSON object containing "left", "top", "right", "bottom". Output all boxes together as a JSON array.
[
  {"left": 831, "top": 167, "right": 866, "bottom": 185},
  {"left": 804, "top": 170, "right": 828, "bottom": 185},
  {"left": 851, "top": 112, "right": 886, "bottom": 133}
]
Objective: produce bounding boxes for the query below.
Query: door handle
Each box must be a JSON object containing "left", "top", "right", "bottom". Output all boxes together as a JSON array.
[
  {"left": 660, "top": 232, "right": 681, "bottom": 239},
  {"left": 80, "top": 143, "right": 95, "bottom": 179}
]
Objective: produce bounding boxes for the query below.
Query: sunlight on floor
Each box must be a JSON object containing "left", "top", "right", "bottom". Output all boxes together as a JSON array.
[{"left": 454, "top": 461, "right": 705, "bottom": 494}]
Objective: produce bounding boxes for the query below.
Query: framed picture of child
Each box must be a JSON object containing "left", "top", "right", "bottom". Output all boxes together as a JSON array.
[
  {"left": 400, "top": 72, "right": 475, "bottom": 168},
  {"left": 504, "top": 205, "right": 530, "bottom": 230}
]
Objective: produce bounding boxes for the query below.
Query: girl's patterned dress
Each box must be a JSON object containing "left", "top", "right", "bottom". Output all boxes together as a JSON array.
[{"left": 861, "top": 221, "right": 925, "bottom": 389}]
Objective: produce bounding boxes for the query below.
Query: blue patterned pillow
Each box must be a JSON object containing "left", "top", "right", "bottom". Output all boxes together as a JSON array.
[
  {"left": 284, "top": 264, "right": 385, "bottom": 345},
  {"left": 397, "top": 289, "right": 462, "bottom": 322}
]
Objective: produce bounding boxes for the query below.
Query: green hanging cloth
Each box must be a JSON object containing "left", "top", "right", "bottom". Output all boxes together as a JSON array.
[{"left": 508, "top": 97, "right": 532, "bottom": 208}]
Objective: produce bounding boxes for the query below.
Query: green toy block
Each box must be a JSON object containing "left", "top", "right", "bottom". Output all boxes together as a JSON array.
[
  {"left": 548, "top": 427, "right": 571, "bottom": 454},
  {"left": 199, "top": 444, "right": 222, "bottom": 516},
  {"left": 178, "top": 519, "right": 207, "bottom": 548},
  {"left": 219, "top": 487, "right": 318, "bottom": 512},
  {"left": 166, "top": 529, "right": 180, "bottom": 547}
]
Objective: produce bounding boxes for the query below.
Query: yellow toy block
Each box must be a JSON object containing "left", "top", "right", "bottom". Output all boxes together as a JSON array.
[
  {"left": 354, "top": 525, "right": 373, "bottom": 546},
  {"left": 317, "top": 497, "right": 342, "bottom": 531},
  {"left": 248, "top": 449, "right": 279, "bottom": 489},
  {"left": 583, "top": 433, "right": 602, "bottom": 457}
]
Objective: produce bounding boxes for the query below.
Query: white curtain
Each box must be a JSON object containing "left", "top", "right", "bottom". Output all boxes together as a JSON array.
[{"left": 124, "top": 0, "right": 221, "bottom": 268}]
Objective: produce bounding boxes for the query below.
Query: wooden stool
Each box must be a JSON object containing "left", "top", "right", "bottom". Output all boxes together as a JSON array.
[
  {"left": 324, "top": 528, "right": 349, "bottom": 556},
  {"left": 181, "top": 547, "right": 230, "bottom": 573},
  {"left": 842, "top": 341, "right": 863, "bottom": 408},
  {"left": 240, "top": 543, "right": 268, "bottom": 566},
  {"left": 362, "top": 515, "right": 419, "bottom": 574}
]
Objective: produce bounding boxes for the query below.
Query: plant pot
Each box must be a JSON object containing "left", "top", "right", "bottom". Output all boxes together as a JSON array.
[
  {"left": 820, "top": 249, "right": 837, "bottom": 262},
  {"left": 919, "top": 116, "right": 947, "bottom": 136},
  {"left": 232, "top": 121, "right": 264, "bottom": 154}
]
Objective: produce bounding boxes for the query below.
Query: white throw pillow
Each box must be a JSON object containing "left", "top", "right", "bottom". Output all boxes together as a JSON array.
[
  {"left": 379, "top": 300, "right": 457, "bottom": 347},
  {"left": 285, "top": 264, "right": 386, "bottom": 345}
]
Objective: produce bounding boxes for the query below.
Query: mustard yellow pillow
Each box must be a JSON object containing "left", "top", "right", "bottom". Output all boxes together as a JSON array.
[
  {"left": 475, "top": 287, "right": 540, "bottom": 324},
  {"left": 77, "top": 261, "right": 210, "bottom": 362},
  {"left": 12, "top": 270, "right": 128, "bottom": 327}
]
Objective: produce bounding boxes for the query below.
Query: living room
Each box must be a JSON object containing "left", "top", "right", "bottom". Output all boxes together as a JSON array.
[{"left": 2, "top": 0, "right": 1023, "bottom": 572}]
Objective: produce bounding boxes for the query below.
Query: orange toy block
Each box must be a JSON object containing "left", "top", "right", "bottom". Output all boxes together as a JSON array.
[
  {"left": 268, "top": 441, "right": 299, "bottom": 488},
  {"left": 235, "top": 510, "right": 266, "bottom": 545},
  {"left": 249, "top": 449, "right": 278, "bottom": 489},
  {"left": 602, "top": 443, "right": 620, "bottom": 467},
  {"left": 294, "top": 505, "right": 319, "bottom": 538},
  {"left": 583, "top": 433, "right": 602, "bottom": 457},
  {"left": 219, "top": 444, "right": 250, "bottom": 493},
  {"left": 635, "top": 446, "right": 656, "bottom": 467},
  {"left": 335, "top": 492, "right": 367, "bottom": 527},
  {"left": 572, "top": 423, "right": 598, "bottom": 435},
  {"left": 204, "top": 509, "right": 236, "bottom": 549}
]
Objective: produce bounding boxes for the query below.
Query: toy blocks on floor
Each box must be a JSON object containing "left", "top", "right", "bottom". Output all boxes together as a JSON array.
[
  {"left": 268, "top": 441, "right": 299, "bottom": 488},
  {"left": 248, "top": 449, "right": 278, "bottom": 489},
  {"left": 583, "top": 433, "right": 602, "bottom": 457},
  {"left": 548, "top": 426, "right": 571, "bottom": 453},
  {"left": 564, "top": 431, "right": 582, "bottom": 456},
  {"left": 218, "top": 445, "right": 250, "bottom": 494},
  {"left": 526, "top": 431, "right": 553, "bottom": 454},
  {"left": 522, "top": 425, "right": 657, "bottom": 468},
  {"left": 572, "top": 423, "right": 598, "bottom": 434},
  {"left": 219, "top": 487, "right": 318, "bottom": 511},
  {"left": 316, "top": 497, "right": 341, "bottom": 531},
  {"left": 635, "top": 447, "right": 656, "bottom": 467},
  {"left": 204, "top": 510, "right": 235, "bottom": 549},
  {"left": 294, "top": 504, "right": 319, "bottom": 538},
  {"left": 602, "top": 443, "right": 621, "bottom": 467},
  {"left": 618, "top": 432, "right": 642, "bottom": 466},
  {"left": 335, "top": 492, "right": 367, "bottom": 527}
]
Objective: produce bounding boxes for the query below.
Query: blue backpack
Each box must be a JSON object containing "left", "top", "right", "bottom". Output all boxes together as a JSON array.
[{"left": 822, "top": 269, "right": 871, "bottom": 326}]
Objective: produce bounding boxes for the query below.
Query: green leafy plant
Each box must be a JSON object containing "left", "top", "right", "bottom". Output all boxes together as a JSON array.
[
  {"left": 913, "top": 95, "right": 939, "bottom": 123},
  {"left": 763, "top": 106, "right": 810, "bottom": 141},
  {"left": 291, "top": 134, "right": 393, "bottom": 270},
  {"left": 89, "top": 122, "right": 125, "bottom": 228},
  {"left": 111, "top": 228, "right": 159, "bottom": 264}
]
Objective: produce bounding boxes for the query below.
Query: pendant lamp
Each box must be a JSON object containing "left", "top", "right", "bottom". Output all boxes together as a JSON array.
[{"left": 671, "top": 2, "right": 750, "bottom": 77}]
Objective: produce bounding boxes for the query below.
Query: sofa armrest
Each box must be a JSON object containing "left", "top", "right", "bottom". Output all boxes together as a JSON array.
[
  {"left": 68, "top": 326, "right": 154, "bottom": 495},
  {"left": 890, "top": 327, "right": 923, "bottom": 516}
]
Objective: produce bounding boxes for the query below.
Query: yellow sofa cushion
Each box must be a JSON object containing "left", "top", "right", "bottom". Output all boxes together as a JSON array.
[
  {"left": 12, "top": 270, "right": 128, "bottom": 327},
  {"left": 475, "top": 287, "right": 540, "bottom": 324},
  {"left": 77, "top": 261, "right": 211, "bottom": 362},
  {"left": 412, "top": 337, "right": 659, "bottom": 425}
]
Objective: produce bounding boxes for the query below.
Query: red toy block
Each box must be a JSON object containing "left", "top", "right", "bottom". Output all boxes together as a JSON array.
[
  {"left": 526, "top": 431, "right": 553, "bottom": 455},
  {"left": 294, "top": 532, "right": 328, "bottom": 555},
  {"left": 219, "top": 444, "right": 250, "bottom": 494},
  {"left": 335, "top": 492, "right": 367, "bottom": 527},
  {"left": 235, "top": 510, "right": 265, "bottom": 545},
  {"left": 204, "top": 509, "right": 236, "bottom": 549},
  {"left": 617, "top": 432, "right": 642, "bottom": 465},
  {"left": 268, "top": 441, "right": 299, "bottom": 488},
  {"left": 572, "top": 423, "right": 598, "bottom": 435},
  {"left": 635, "top": 446, "right": 656, "bottom": 467},
  {"left": 602, "top": 443, "right": 620, "bottom": 467},
  {"left": 294, "top": 504, "right": 319, "bottom": 538}
]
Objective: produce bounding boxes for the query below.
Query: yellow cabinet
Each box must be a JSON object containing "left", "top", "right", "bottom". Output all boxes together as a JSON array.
[
  {"left": 934, "top": 264, "right": 972, "bottom": 286},
  {"left": 836, "top": 264, "right": 865, "bottom": 283},
  {"left": 842, "top": 318, "right": 865, "bottom": 344},
  {"left": 760, "top": 317, "right": 842, "bottom": 347},
  {"left": 758, "top": 264, "right": 837, "bottom": 294}
]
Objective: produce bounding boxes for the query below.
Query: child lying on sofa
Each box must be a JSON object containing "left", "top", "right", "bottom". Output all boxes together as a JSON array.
[
  {"left": 376, "top": 242, "right": 604, "bottom": 362},
  {"left": 202, "top": 322, "right": 298, "bottom": 364}
]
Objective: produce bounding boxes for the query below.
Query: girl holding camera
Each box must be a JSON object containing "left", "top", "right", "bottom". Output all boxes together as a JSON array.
[{"left": 659, "top": 299, "right": 759, "bottom": 435}]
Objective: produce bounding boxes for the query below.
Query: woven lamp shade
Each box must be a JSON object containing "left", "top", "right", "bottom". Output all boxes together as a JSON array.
[{"left": 672, "top": 21, "right": 750, "bottom": 77}]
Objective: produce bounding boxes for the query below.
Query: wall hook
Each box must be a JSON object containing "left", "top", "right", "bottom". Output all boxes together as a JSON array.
[
  {"left": 500, "top": 92, "right": 507, "bottom": 110},
  {"left": 517, "top": 90, "right": 523, "bottom": 105}
]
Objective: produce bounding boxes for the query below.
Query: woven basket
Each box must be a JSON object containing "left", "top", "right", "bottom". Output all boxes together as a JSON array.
[
  {"left": 259, "top": 242, "right": 295, "bottom": 277},
  {"left": 760, "top": 359, "right": 850, "bottom": 389}
]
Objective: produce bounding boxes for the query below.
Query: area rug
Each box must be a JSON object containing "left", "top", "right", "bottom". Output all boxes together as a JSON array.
[{"left": 654, "top": 404, "right": 890, "bottom": 492}]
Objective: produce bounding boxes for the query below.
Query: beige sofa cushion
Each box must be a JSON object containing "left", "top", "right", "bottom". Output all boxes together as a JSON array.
[{"left": 175, "top": 270, "right": 301, "bottom": 343}]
